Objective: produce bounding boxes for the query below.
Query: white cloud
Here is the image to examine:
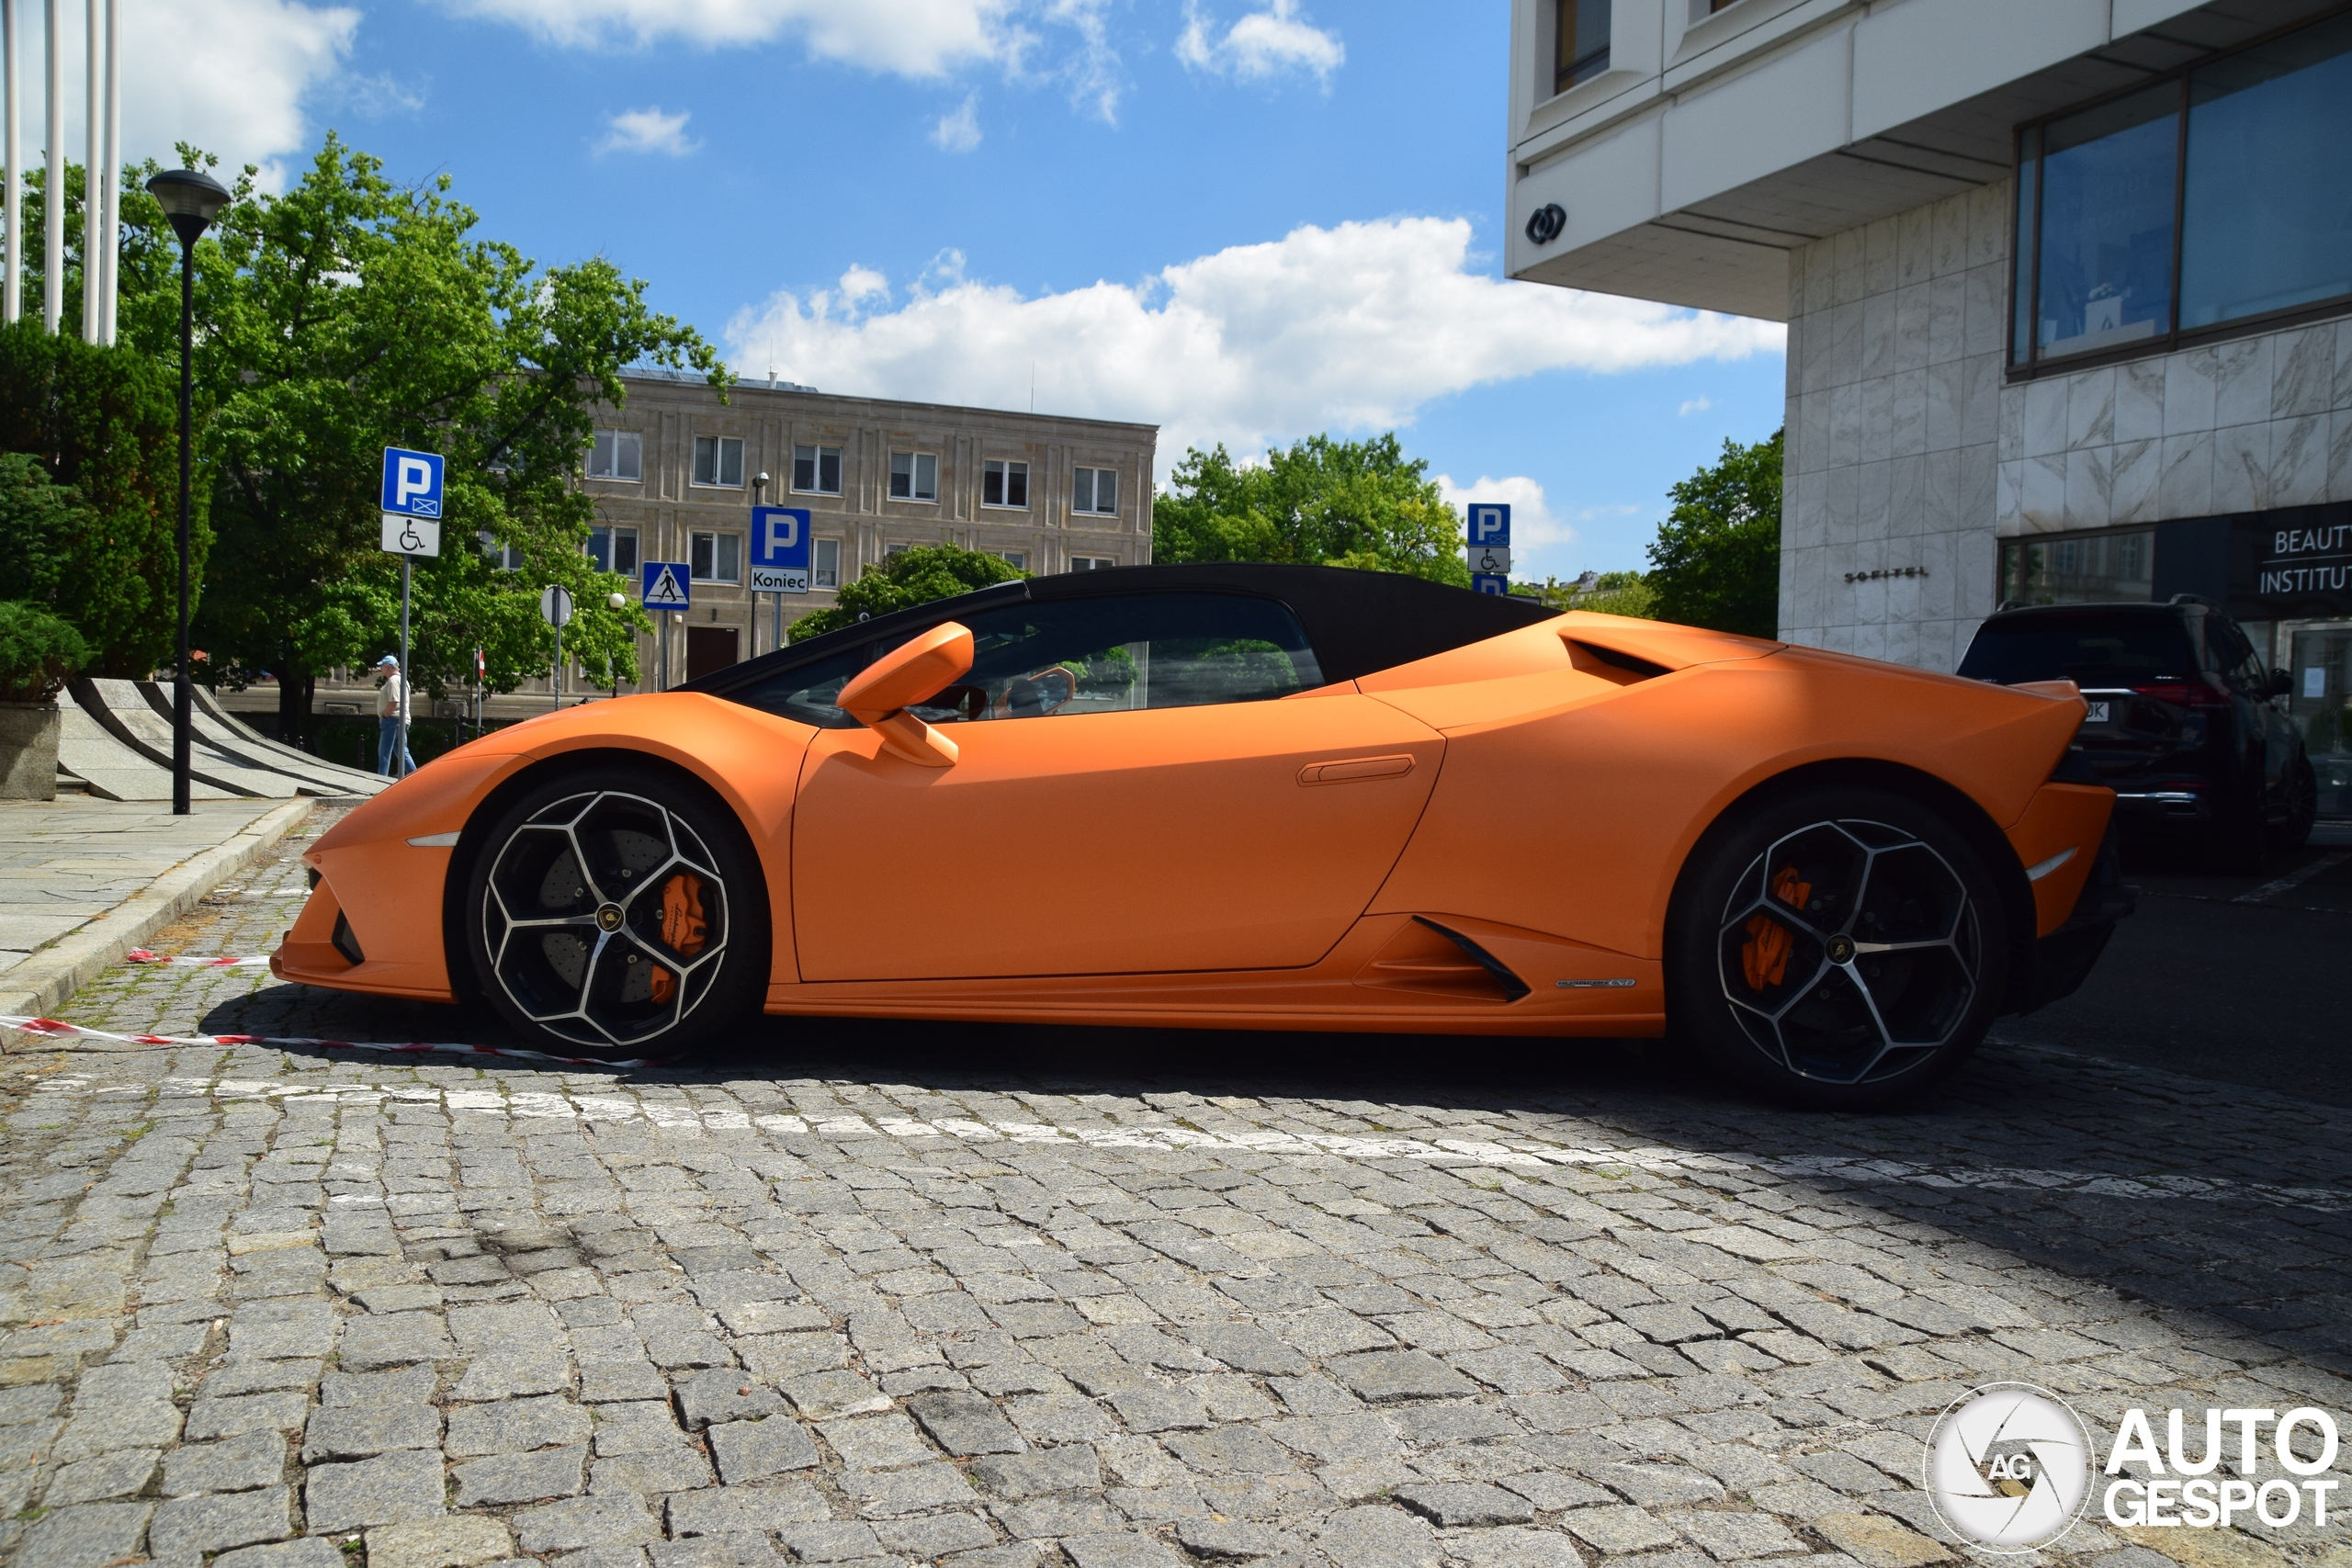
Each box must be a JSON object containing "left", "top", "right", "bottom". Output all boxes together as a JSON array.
[
  {"left": 931, "top": 94, "right": 982, "bottom": 152},
  {"left": 597, "top": 107, "right": 700, "bottom": 156},
  {"left": 725, "top": 216, "right": 1784, "bottom": 476},
  {"left": 1435, "top": 474, "right": 1573, "bottom": 553},
  {"left": 444, "top": 0, "right": 992, "bottom": 70},
  {"left": 1679, "top": 395, "right": 1713, "bottom": 416},
  {"left": 1176, "top": 0, "right": 1341, "bottom": 84}
]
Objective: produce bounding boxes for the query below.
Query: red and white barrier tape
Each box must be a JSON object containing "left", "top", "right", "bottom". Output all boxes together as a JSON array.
[
  {"left": 125, "top": 950, "right": 272, "bottom": 969},
  {"left": 0, "top": 1016, "right": 664, "bottom": 1070}
]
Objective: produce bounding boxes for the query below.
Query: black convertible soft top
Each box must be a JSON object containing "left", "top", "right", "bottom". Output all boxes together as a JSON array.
[{"left": 684, "top": 561, "right": 1559, "bottom": 698}]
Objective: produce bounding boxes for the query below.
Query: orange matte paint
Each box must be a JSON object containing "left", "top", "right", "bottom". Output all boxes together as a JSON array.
[{"left": 273, "top": 613, "right": 2112, "bottom": 1037}]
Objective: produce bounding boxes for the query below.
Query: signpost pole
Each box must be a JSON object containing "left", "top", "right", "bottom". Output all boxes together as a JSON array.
[
  {"left": 553, "top": 616, "right": 562, "bottom": 712},
  {"left": 397, "top": 555, "right": 412, "bottom": 778}
]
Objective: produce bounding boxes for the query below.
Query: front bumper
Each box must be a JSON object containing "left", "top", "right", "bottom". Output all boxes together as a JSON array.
[{"left": 2007, "top": 828, "right": 2135, "bottom": 1016}]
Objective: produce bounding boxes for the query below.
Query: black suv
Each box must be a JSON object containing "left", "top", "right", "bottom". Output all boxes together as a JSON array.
[{"left": 1957, "top": 597, "right": 2317, "bottom": 871}]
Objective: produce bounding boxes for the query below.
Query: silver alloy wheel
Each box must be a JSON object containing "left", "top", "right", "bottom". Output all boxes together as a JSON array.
[
  {"left": 1715, "top": 818, "right": 1980, "bottom": 1085},
  {"left": 480, "top": 790, "right": 730, "bottom": 1049}
]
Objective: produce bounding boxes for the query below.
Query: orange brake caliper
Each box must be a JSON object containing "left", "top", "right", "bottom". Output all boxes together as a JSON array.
[
  {"left": 648, "top": 872, "right": 709, "bottom": 1005},
  {"left": 1739, "top": 864, "right": 1813, "bottom": 991}
]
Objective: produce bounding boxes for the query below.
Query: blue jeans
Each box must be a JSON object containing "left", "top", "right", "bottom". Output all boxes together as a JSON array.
[{"left": 378, "top": 716, "right": 415, "bottom": 776}]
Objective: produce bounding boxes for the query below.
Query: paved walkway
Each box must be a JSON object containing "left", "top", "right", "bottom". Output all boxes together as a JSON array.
[
  {"left": 0, "top": 799, "right": 298, "bottom": 979},
  {"left": 0, "top": 827, "right": 2346, "bottom": 1568}
]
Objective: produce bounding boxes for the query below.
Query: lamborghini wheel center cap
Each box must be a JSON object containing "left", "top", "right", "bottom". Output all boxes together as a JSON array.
[
  {"left": 1825, "top": 932, "right": 1856, "bottom": 964},
  {"left": 596, "top": 903, "right": 624, "bottom": 933}
]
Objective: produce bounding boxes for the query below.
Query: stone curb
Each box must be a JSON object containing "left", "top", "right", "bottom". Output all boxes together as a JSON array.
[{"left": 0, "top": 795, "right": 318, "bottom": 1033}]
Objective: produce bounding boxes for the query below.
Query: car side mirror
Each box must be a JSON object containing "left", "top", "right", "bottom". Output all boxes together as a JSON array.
[
  {"left": 838, "top": 622, "right": 973, "bottom": 767},
  {"left": 2267, "top": 667, "right": 2292, "bottom": 699}
]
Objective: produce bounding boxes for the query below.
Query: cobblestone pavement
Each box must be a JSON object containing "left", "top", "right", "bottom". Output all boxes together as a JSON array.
[{"left": 3, "top": 811, "right": 2347, "bottom": 1568}]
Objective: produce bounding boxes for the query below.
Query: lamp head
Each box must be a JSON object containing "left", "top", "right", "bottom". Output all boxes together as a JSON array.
[{"left": 146, "top": 168, "right": 233, "bottom": 247}]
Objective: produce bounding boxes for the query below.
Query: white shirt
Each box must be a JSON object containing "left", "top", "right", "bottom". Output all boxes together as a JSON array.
[{"left": 376, "top": 672, "right": 407, "bottom": 718}]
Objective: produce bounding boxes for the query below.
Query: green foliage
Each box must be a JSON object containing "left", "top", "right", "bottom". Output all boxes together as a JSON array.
[
  {"left": 1153, "top": 434, "right": 1469, "bottom": 586},
  {"left": 102, "top": 139, "right": 723, "bottom": 716},
  {"left": 0, "top": 328, "right": 187, "bottom": 673},
  {"left": 1529, "top": 570, "right": 1657, "bottom": 619},
  {"left": 789, "top": 546, "right": 1027, "bottom": 641},
  {"left": 1645, "top": 429, "right": 1783, "bottom": 637},
  {"left": 0, "top": 600, "right": 92, "bottom": 702}
]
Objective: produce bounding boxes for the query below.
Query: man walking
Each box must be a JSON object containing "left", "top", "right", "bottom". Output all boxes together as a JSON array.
[{"left": 375, "top": 654, "right": 415, "bottom": 776}]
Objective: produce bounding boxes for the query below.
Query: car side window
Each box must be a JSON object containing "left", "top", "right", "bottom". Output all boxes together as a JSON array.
[
  {"left": 2203, "top": 615, "right": 2264, "bottom": 689},
  {"left": 727, "top": 641, "right": 878, "bottom": 728},
  {"left": 909, "top": 592, "right": 1323, "bottom": 724}
]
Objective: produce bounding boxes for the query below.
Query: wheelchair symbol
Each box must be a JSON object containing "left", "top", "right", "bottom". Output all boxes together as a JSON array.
[{"left": 399, "top": 521, "right": 424, "bottom": 553}]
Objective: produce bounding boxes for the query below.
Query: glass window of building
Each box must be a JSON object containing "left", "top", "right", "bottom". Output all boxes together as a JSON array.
[
  {"left": 1996, "top": 529, "right": 2154, "bottom": 607},
  {"left": 813, "top": 538, "right": 842, "bottom": 590},
  {"left": 888, "top": 450, "right": 938, "bottom": 502},
  {"left": 2179, "top": 12, "right": 2352, "bottom": 330},
  {"left": 691, "top": 530, "right": 742, "bottom": 583},
  {"left": 588, "top": 430, "right": 642, "bottom": 481},
  {"left": 692, "top": 435, "right": 745, "bottom": 488},
  {"left": 1072, "top": 466, "right": 1119, "bottom": 515},
  {"left": 2012, "top": 10, "right": 2352, "bottom": 367},
  {"left": 587, "top": 525, "right": 639, "bottom": 576},
  {"left": 1555, "top": 0, "right": 1609, "bottom": 94},
  {"left": 983, "top": 459, "right": 1029, "bottom": 508},
  {"left": 793, "top": 443, "right": 842, "bottom": 494},
  {"left": 1069, "top": 555, "right": 1117, "bottom": 571},
  {"left": 992, "top": 550, "right": 1027, "bottom": 570},
  {"left": 478, "top": 532, "right": 524, "bottom": 571}
]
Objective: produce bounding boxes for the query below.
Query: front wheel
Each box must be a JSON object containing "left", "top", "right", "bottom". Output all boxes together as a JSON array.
[
  {"left": 2270, "top": 754, "right": 2317, "bottom": 853},
  {"left": 463, "top": 766, "right": 770, "bottom": 1062},
  {"left": 1668, "top": 786, "right": 2011, "bottom": 1111}
]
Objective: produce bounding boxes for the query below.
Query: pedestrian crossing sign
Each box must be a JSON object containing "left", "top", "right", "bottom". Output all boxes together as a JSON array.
[{"left": 641, "top": 561, "right": 692, "bottom": 610}]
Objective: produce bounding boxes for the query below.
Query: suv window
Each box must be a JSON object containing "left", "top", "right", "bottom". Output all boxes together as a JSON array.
[
  {"left": 2199, "top": 613, "right": 2266, "bottom": 687},
  {"left": 725, "top": 592, "right": 1323, "bottom": 730},
  {"left": 1958, "top": 612, "right": 2199, "bottom": 687}
]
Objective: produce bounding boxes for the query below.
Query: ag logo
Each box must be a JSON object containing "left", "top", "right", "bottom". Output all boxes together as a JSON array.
[{"left": 1924, "top": 1383, "right": 2092, "bottom": 1552}]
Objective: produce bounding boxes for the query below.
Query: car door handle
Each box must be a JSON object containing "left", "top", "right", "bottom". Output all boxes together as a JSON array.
[{"left": 1298, "top": 754, "right": 1416, "bottom": 785}]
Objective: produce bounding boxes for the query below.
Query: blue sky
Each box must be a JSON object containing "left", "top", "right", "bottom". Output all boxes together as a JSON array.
[{"left": 112, "top": 0, "right": 1786, "bottom": 577}]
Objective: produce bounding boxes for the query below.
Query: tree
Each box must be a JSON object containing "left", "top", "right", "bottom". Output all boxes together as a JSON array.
[
  {"left": 789, "top": 546, "right": 1026, "bottom": 642},
  {"left": 1153, "top": 434, "right": 1469, "bottom": 586},
  {"left": 1529, "top": 570, "right": 1657, "bottom": 619},
  {"left": 0, "top": 328, "right": 186, "bottom": 673},
  {"left": 112, "top": 140, "right": 725, "bottom": 740},
  {"left": 1645, "top": 428, "right": 1782, "bottom": 637}
]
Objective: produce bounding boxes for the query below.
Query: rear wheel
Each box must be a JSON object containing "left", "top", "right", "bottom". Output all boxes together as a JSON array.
[
  {"left": 463, "top": 765, "right": 770, "bottom": 1062},
  {"left": 2270, "top": 753, "right": 2317, "bottom": 853},
  {"left": 1668, "top": 785, "right": 2011, "bottom": 1111}
]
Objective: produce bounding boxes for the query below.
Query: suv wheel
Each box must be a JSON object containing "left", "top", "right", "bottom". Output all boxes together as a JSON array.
[
  {"left": 1668, "top": 785, "right": 2011, "bottom": 1111},
  {"left": 2270, "top": 754, "right": 2318, "bottom": 853}
]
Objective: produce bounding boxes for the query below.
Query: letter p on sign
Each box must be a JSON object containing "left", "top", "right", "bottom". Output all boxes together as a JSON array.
[
  {"left": 767, "top": 513, "right": 798, "bottom": 553},
  {"left": 380, "top": 446, "right": 446, "bottom": 518},
  {"left": 1469, "top": 504, "right": 1510, "bottom": 547}
]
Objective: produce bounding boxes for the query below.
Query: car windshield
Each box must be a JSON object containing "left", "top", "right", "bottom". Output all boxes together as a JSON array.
[{"left": 1958, "top": 613, "right": 2198, "bottom": 687}]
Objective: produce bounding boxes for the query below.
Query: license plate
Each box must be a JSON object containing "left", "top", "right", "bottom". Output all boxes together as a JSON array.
[{"left": 2084, "top": 700, "right": 2110, "bottom": 724}]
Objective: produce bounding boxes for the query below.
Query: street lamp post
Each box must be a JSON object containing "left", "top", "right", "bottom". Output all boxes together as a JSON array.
[{"left": 146, "top": 168, "right": 231, "bottom": 816}]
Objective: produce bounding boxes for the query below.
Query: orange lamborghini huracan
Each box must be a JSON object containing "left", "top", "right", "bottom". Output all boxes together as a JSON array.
[{"left": 274, "top": 563, "right": 2130, "bottom": 1107}]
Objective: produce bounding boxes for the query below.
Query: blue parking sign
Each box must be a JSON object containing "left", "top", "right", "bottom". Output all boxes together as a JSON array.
[
  {"left": 380, "top": 446, "right": 445, "bottom": 518},
  {"left": 749, "top": 506, "right": 811, "bottom": 593},
  {"left": 1466, "top": 502, "right": 1510, "bottom": 549},
  {"left": 1471, "top": 572, "right": 1510, "bottom": 595}
]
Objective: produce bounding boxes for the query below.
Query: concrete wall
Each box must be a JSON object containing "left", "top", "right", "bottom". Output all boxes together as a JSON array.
[
  {"left": 1779, "top": 183, "right": 2009, "bottom": 671},
  {"left": 1997, "top": 321, "right": 2352, "bottom": 537}
]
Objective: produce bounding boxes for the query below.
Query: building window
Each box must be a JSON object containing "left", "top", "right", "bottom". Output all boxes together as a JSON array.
[
  {"left": 1997, "top": 529, "right": 2155, "bottom": 608},
  {"left": 1555, "top": 0, "right": 1609, "bottom": 95},
  {"left": 1069, "top": 555, "right": 1117, "bottom": 571},
  {"left": 991, "top": 550, "right": 1027, "bottom": 571},
  {"left": 478, "top": 532, "right": 523, "bottom": 571},
  {"left": 691, "top": 531, "right": 742, "bottom": 583},
  {"left": 1072, "top": 467, "right": 1119, "bottom": 515},
  {"left": 888, "top": 451, "right": 938, "bottom": 502},
  {"left": 588, "top": 430, "right": 642, "bottom": 481},
  {"left": 692, "top": 435, "right": 744, "bottom": 489},
  {"left": 587, "top": 525, "right": 639, "bottom": 576},
  {"left": 983, "top": 459, "right": 1029, "bottom": 509},
  {"left": 793, "top": 443, "right": 842, "bottom": 495},
  {"left": 2012, "top": 10, "right": 2352, "bottom": 370},
  {"left": 813, "top": 538, "right": 841, "bottom": 590}
]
